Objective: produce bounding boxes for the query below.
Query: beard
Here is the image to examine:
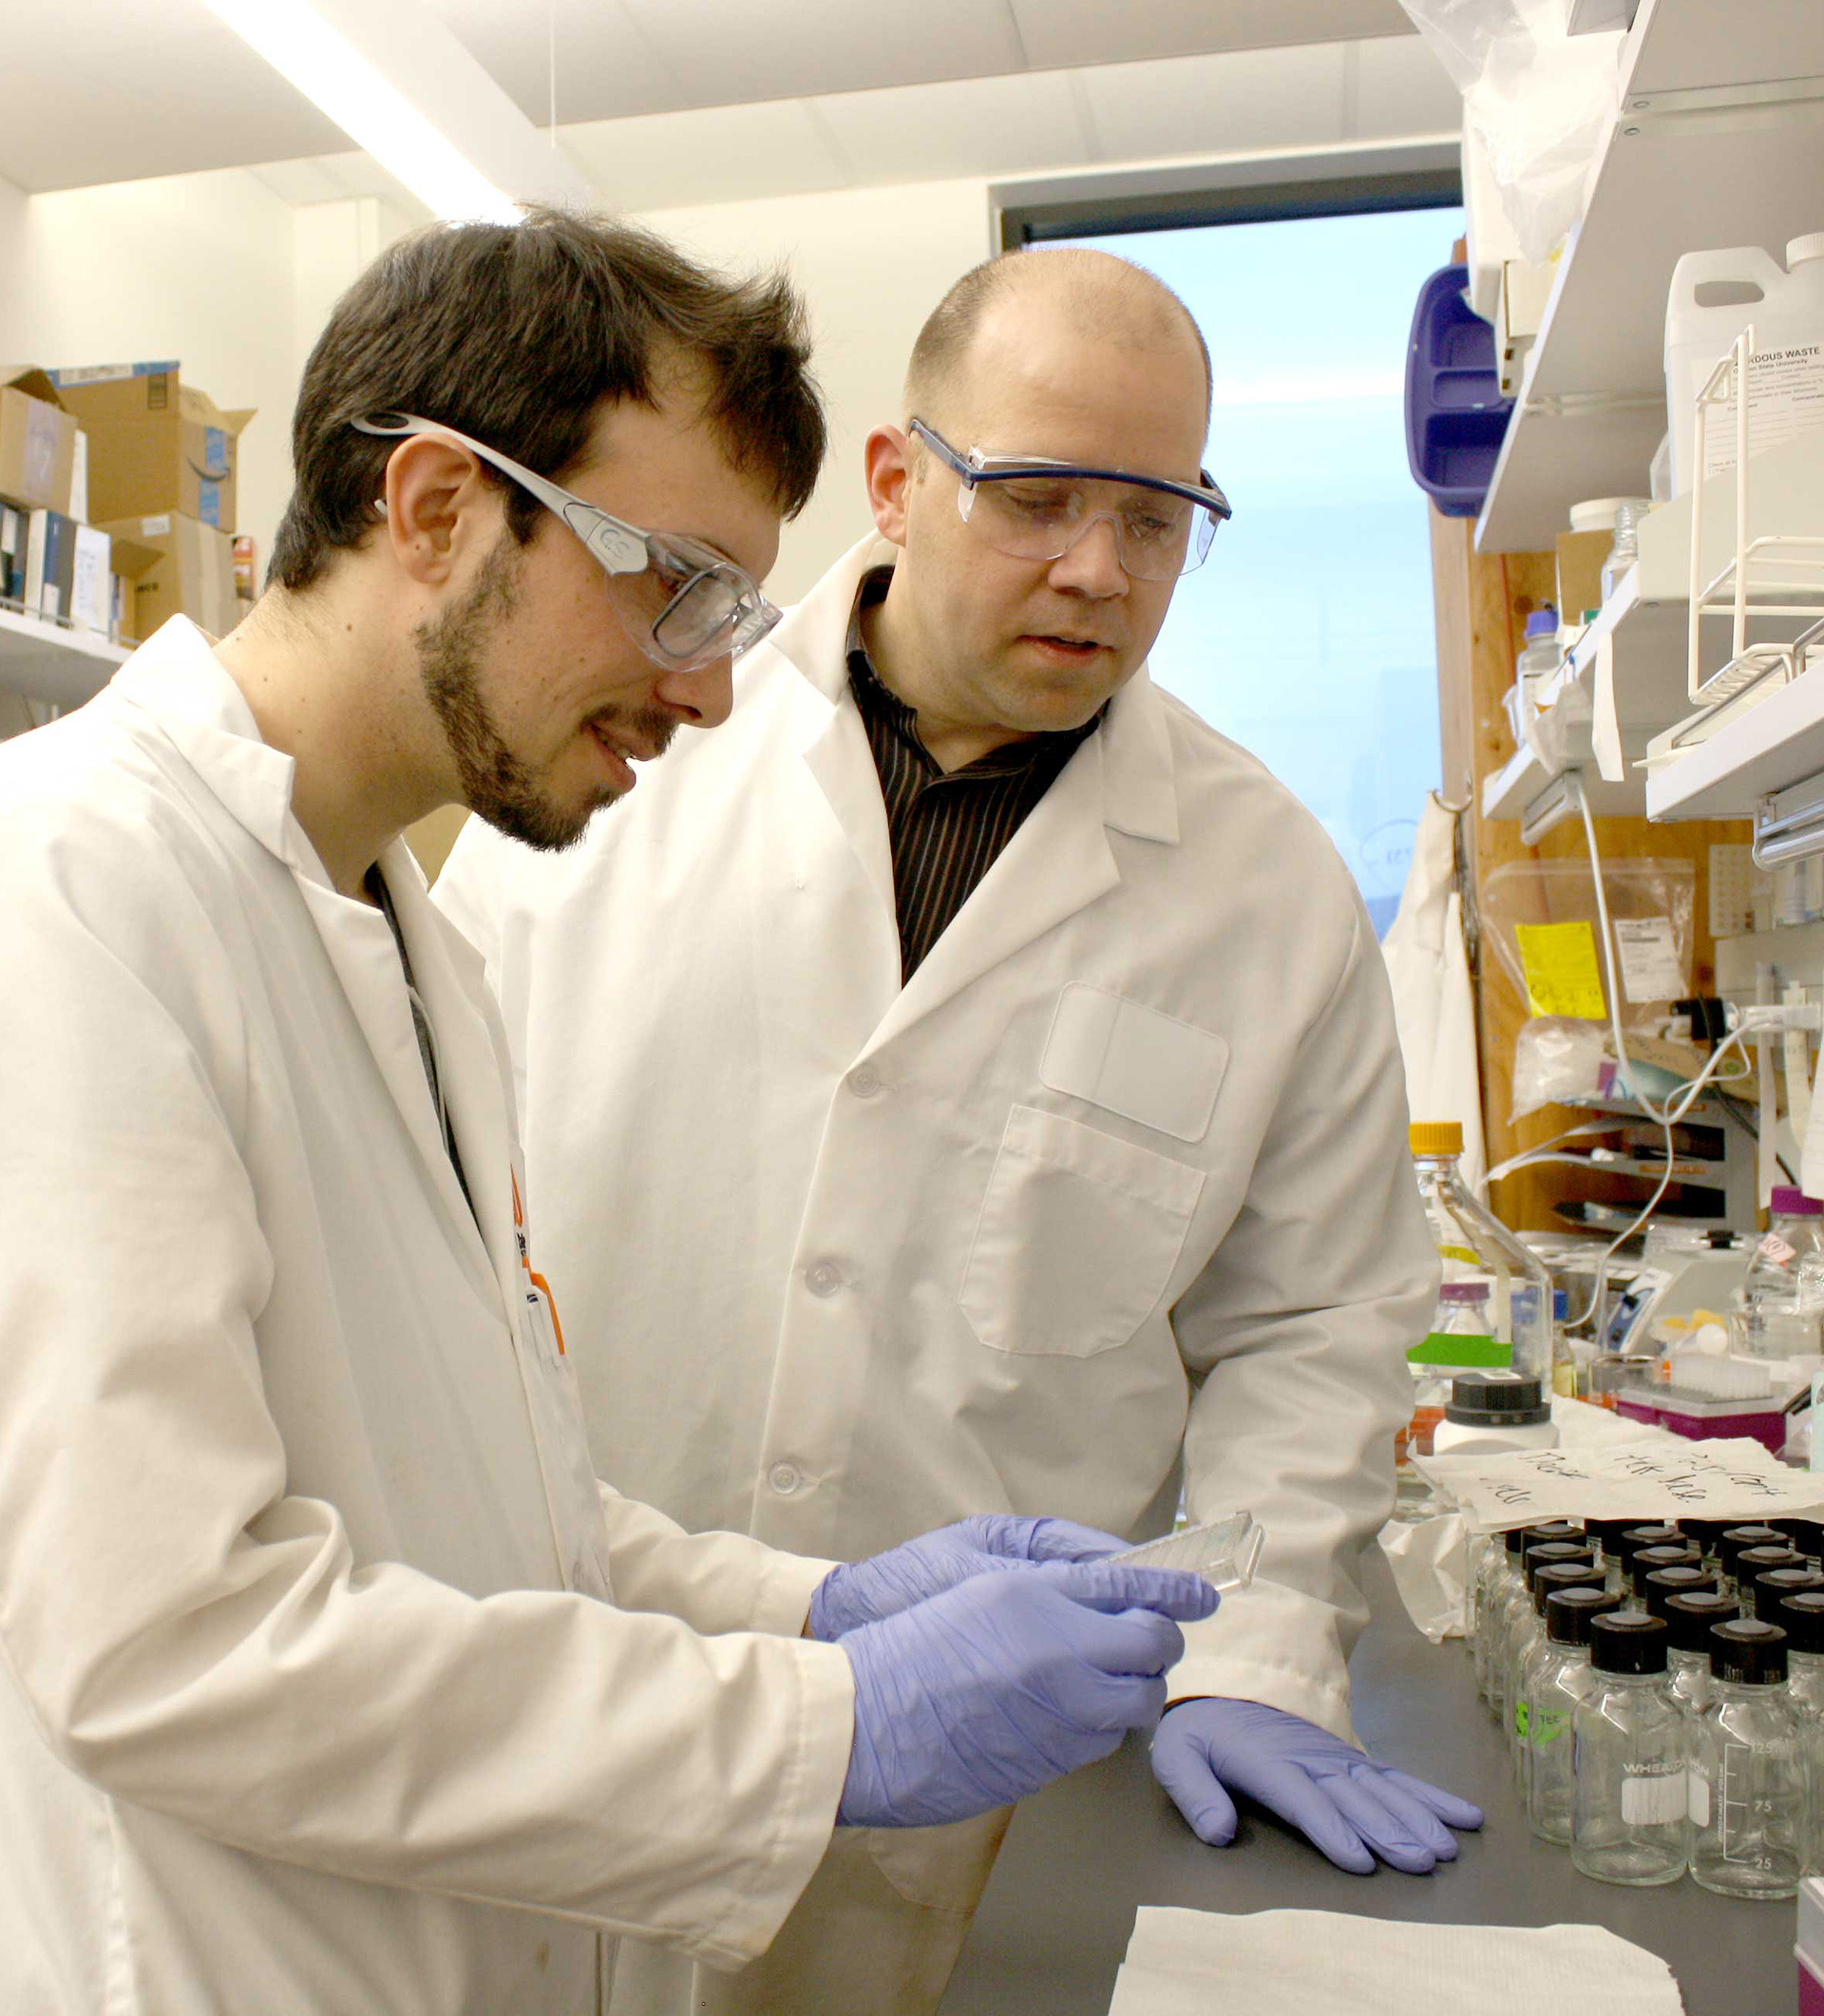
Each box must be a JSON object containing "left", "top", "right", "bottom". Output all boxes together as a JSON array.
[{"left": 412, "top": 535, "right": 670, "bottom": 854}]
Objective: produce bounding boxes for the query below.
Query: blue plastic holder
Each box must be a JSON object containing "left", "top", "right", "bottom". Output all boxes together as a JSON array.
[{"left": 1404, "top": 263, "right": 1514, "bottom": 520}]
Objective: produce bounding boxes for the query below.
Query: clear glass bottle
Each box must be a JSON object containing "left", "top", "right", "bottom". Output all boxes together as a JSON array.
[
  {"left": 1570, "top": 1609, "right": 1686, "bottom": 1887},
  {"left": 1600, "top": 499, "right": 1646, "bottom": 606},
  {"left": 1690, "top": 1619, "right": 1805, "bottom": 1899},
  {"left": 1715, "top": 1526, "right": 1788, "bottom": 1603},
  {"left": 1737, "top": 1547, "right": 1808, "bottom": 1613},
  {"left": 1509, "top": 1557, "right": 1605, "bottom": 1784},
  {"left": 1525, "top": 1586, "right": 1624, "bottom": 1842},
  {"left": 1777, "top": 1591, "right": 1824, "bottom": 1876},
  {"left": 1483, "top": 1524, "right": 1581, "bottom": 1720},
  {"left": 1752, "top": 1566, "right": 1824, "bottom": 1623},
  {"left": 1659, "top": 1589, "right": 1739, "bottom": 1722},
  {"left": 1585, "top": 1516, "right": 1642, "bottom": 1596},
  {"left": 1734, "top": 1189, "right": 1824, "bottom": 1359},
  {"left": 1627, "top": 1543, "right": 1703, "bottom": 1603},
  {"left": 1494, "top": 1542, "right": 1595, "bottom": 1738},
  {"left": 1472, "top": 1528, "right": 1531, "bottom": 1702},
  {"left": 1405, "top": 1124, "right": 1552, "bottom": 1469}
]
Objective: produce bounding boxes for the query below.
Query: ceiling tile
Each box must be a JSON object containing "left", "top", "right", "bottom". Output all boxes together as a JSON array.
[
  {"left": 616, "top": 0, "right": 1026, "bottom": 108},
  {"left": 566, "top": 100, "right": 853, "bottom": 213},
  {"left": 0, "top": 6, "right": 347, "bottom": 191},
  {"left": 1349, "top": 34, "right": 1462, "bottom": 139},
  {"left": 420, "top": 0, "right": 692, "bottom": 124},
  {"left": 1012, "top": 0, "right": 1415, "bottom": 67},
  {"left": 813, "top": 70, "right": 1092, "bottom": 188},
  {"left": 1079, "top": 45, "right": 1349, "bottom": 164}
]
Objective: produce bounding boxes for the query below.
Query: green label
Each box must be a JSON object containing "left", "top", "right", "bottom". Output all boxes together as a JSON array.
[
  {"left": 1512, "top": 1701, "right": 1529, "bottom": 1740},
  {"left": 1407, "top": 1332, "right": 1512, "bottom": 1368}
]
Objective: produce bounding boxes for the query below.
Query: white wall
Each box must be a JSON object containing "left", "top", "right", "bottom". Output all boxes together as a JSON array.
[
  {"left": 639, "top": 177, "right": 996, "bottom": 602},
  {"left": 0, "top": 168, "right": 298, "bottom": 580}
]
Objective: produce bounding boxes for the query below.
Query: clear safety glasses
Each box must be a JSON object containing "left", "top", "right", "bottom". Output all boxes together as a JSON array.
[
  {"left": 908, "top": 417, "right": 1231, "bottom": 582},
  {"left": 352, "top": 413, "right": 781, "bottom": 673}
]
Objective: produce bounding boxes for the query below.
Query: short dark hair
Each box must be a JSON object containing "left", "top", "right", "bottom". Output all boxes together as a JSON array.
[{"left": 271, "top": 207, "right": 825, "bottom": 591}]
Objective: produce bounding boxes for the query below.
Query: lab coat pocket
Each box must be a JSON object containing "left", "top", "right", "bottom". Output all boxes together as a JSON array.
[{"left": 960, "top": 1104, "right": 1204, "bottom": 1358}]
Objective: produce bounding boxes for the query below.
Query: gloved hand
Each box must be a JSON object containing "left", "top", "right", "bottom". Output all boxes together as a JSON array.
[
  {"left": 837, "top": 1559, "right": 1218, "bottom": 1829},
  {"left": 808, "top": 1513, "right": 1130, "bottom": 1640},
  {"left": 1151, "top": 1697, "right": 1484, "bottom": 1874}
]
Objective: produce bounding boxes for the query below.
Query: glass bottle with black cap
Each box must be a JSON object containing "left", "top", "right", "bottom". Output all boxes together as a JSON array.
[
  {"left": 1509, "top": 1556, "right": 1604, "bottom": 1782},
  {"left": 1570, "top": 1609, "right": 1686, "bottom": 1886},
  {"left": 1659, "top": 1589, "right": 1740, "bottom": 1721},
  {"left": 1478, "top": 1524, "right": 1576, "bottom": 1705},
  {"left": 1524, "top": 1584, "right": 1624, "bottom": 1842},
  {"left": 1780, "top": 1589, "right": 1824, "bottom": 1875},
  {"left": 1488, "top": 1531, "right": 1586, "bottom": 1725},
  {"left": 1690, "top": 1618, "right": 1804, "bottom": 1899},
  {"left": 1497, "top": 1542, "right": 1597, "bottom": 1756}
]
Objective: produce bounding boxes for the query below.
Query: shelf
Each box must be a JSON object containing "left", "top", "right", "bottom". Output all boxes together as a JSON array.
[
  {"left": 0, "top": 605, "right": 126, "bottom": 710},
  {"left": 1474, "top": 0, "right": 1824, "bottom": 554},
  {"left": 1645, "top": 663, "right": 1824, "bottom": 818},
  {"left": 1480, "top": 743, "right": 1644, "bottom": 830}
]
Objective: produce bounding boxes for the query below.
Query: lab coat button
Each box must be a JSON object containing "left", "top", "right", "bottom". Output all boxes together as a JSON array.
[
  {"left": 847, "top": 1066, "right": 882, "bottom": 1099},
  {"left": 769, "top": 1463, "right": 802, "bottom": 1495},
  {"left": 806, "top": 1260, "right": 844, "bottom": 1298}
]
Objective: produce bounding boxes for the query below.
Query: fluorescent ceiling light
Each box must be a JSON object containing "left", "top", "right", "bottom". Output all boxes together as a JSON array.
[{"left": 200, "top": 0, "right": 536, "bottom": 223}]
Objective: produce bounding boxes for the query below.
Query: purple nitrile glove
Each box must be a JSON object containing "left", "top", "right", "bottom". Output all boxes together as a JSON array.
[
  {"left": 807, "top": 1512, "right": 1130, "bottom": 1641},
  {"left": 836, "top": 1558, "right": 1218, "bottom": 1829},
  {"left": 1150, "top": 1697, "right": 1484, "bottom": 1875}
]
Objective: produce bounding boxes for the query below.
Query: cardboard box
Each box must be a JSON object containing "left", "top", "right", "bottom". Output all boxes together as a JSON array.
[
  {"left": 0, "top": 368, "right": 77, "bottom": 516},
  {"left": 1496, "top": 259, "right": 1556, "bottom": 399},
  {"left": 98, "top": 512, "right": 238, "bottom": 640},
  {"left": 1556, "top": 527, "right": 1614, "bottom": 626},
  {"left": 52, "top": 363, "right": 254, "bottom": 531}
]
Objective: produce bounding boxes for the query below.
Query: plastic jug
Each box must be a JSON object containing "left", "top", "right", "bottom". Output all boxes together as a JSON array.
[{"left": 1663, "top": 235, "right": 1824, "bottom": 494}]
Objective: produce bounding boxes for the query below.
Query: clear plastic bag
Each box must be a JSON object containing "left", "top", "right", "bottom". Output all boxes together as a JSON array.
[
  {"left": 1510, "top": 1014, "right": 1612, "bottom": 1119},
  {"left": 1479, "top": 856, "right": 1695, "bottom": 1040},
  {"left": 1111, "top": 1513, "right": 1264, "bottom": 1596},
  {"left": 1396, "top": 0, "right": 1625, "bottom": 263}
]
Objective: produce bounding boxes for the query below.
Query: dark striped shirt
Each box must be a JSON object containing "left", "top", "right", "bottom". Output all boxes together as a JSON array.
[{"left": 846, "top": 567, "right": 1103, "bottom": 982}]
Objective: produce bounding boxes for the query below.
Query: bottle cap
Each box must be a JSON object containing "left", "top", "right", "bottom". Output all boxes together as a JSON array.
[
  {"left": 1719, "top": 1525, "right": 1792, "bottom": 1571},
  {"left": 1589, "top": 1607, "right": 1670, "bottom": 1675},
  {"left": 1789, "top": 233, "right": 1824, "bottom": 270},
  {"left": 1524, "top": 1542, "right": 1594, "bottom": 1592},
  {"left": 1778, "top": 1589, "right": 1824, "bottom": 1656},
  {"left": 1409, "top": 1121, "right": 1463, "bottom": 1156},
  {"left": 1677, "top": 1518, "right": 1734, "bottom": 1553},
  {"left": 1527, "top": 1521, "right": 1586, "bottom": 1546},
  {"left": 1586, "top": 1515, "right": 1644, "bottom": 1547},
  {"left": 1545, "top": 1585, "right": 1623, "bottom": 1645},
  {"left": 1709, "top": 1616, "right": 1789, "bottom": 1685},
  {"left": 1524, "top": 607, "right": 1559, "bottom": 638},
  {"left": 1772, "top": 1518, "right": 1824, "bottom": 1560},
  {"left": 1642, "top": 1564, "right": 1717, "bottom": 1617},
  {"left": 1532, "top": 1561, "right": 1606, "bottom": 1614},
  {"left": 1661, "top": 1589, "right": 1739, "bottom": 1653},
  {"left": 1735, "top": 1545, "right": 1805, "bottom": 1587},
  {"left": 1444, "top": 1372, "right": 1549, "bottom": 1427},
  {"left": 1612, "top": 1524, "right": 1682, "bottom": 1569},
  {"left": 1752, "top": 1566, "right": 1824, "bottom": 1622},
  {"left": 1628, "top": 1544, "right": 1701, "bottom": 1596},
  {"left": 1768, "top": 1186, "right": 1822, "bottom": 1215}
]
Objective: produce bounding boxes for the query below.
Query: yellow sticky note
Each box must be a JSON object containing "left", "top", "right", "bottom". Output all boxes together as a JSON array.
[{"left": 1515, "top": 921, "right": 1606, "bottom": 1019}]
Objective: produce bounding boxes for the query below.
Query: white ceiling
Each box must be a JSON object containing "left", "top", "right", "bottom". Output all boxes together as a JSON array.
[{"left": 0, "top": 0, "right": 1427, "bottom": 197}]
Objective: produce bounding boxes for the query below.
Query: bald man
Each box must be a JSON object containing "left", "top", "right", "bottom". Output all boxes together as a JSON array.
[{"left": 437, "top": 249, "right": 1480, "bottom": 2016}]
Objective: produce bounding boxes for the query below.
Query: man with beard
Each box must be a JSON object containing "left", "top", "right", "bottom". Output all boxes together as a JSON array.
[{"left": 0, "top": 211, "right": 1214, "bottom": 2014}]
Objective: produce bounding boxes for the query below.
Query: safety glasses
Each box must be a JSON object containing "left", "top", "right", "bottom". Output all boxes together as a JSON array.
[
  {"left": 352, "top": 413, "right": 781, "bottom": 672},
  {"left": 908, "top": 417, "right": 1231, "bottom": 581}
]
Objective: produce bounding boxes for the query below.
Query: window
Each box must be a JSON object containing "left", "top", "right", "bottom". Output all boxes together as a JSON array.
[{"left": 1035, "top": 194, "right": 1464, "bottom": 937}]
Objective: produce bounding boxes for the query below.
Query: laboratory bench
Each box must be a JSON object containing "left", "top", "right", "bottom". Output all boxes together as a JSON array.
[{"left": 940, "top": 1544, "right": 1794, "bottom": 2016}]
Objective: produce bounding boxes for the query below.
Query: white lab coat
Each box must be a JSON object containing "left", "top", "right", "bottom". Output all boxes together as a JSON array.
[
  {"left": 0, "top": 618, "right": 853, "bottom": 2014},
  {"left": 439, "top": 530, "right": 1437, "bottom": 1736}
]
